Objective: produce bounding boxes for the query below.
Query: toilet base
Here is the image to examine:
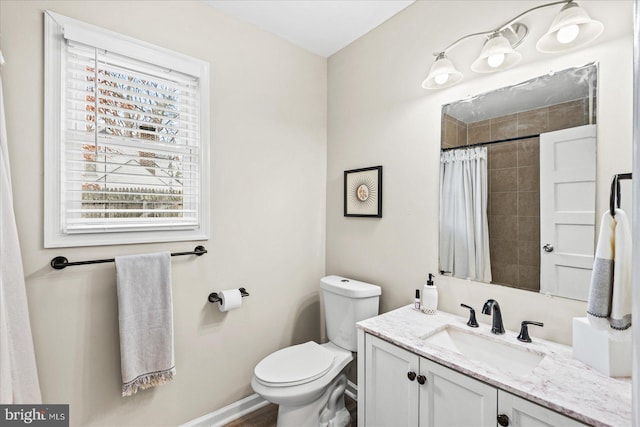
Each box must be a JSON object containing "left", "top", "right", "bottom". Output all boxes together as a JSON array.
[{"left": 276, "top": 373, "right": 350, "bottom": 427}]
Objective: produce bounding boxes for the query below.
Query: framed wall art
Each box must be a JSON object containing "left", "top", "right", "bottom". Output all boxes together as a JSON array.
[{"left": 344, "top": 166, "right": 382, "bottom": 217}]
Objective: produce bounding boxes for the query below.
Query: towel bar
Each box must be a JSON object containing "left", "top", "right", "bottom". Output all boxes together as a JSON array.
[
  {"left": 208, "top": 288, "right": 250, "bottom": 304},
  {"left": 50, "top": 246, "right": 207, "bottom": 270}
]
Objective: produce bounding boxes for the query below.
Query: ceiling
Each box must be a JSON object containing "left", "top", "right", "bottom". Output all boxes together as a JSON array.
[{"left": 204, "top": 0, "right": 415, "bottom": 57}]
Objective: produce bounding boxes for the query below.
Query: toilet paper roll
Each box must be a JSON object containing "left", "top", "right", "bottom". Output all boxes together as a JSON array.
[{"left": 218, "top": 289, "right": 243, "bottom": 312}]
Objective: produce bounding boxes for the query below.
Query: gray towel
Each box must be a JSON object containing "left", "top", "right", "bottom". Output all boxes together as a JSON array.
[
  {"left": 587, "top": 212, "right": 615, "bottom": 328},
  {"left": 115, "top": 252, "right": 175, "bottom": 396}
]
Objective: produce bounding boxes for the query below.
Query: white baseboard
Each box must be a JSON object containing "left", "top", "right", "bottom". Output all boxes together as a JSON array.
[
  {"left": 180, "top": 393, "right": 270, "bottom": 427},
  {"left": 180, "top": 382, "right": 358, "bottom": 427}
]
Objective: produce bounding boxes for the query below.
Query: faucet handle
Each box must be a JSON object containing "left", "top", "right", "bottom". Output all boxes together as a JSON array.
[
  {"left": 517, "top": 321, "right": 544, "bottom": 343},
  {"left": 460, "top": 304, "right": 479, "bottom": 328}
]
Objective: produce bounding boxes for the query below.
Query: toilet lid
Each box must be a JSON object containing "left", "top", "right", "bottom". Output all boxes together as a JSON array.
[{"left": 254, "top": 342, "right": 335, "bottom": 386}]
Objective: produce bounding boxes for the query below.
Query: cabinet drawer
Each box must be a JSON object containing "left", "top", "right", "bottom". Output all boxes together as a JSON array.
[{"left": 498, "top": 392, "right": 588, "bottom": 427}]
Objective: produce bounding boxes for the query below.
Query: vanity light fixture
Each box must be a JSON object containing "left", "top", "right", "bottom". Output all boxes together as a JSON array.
[
  {"left": 421, "top": 53, "right": 463, "bottom": 89},
  {"left": 422, "top": 0, "right": 603, "bottom": 90},
  {"left": 536, "top": 1, "right": 604, "bottom": 52},
  {"left": 471, "top": 30, "right": 523, "bottom": 73}
]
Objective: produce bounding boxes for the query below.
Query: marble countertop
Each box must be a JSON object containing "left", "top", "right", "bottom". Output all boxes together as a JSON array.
[{"left": 357, "top": 305, "right": 632, "bottom": 427}]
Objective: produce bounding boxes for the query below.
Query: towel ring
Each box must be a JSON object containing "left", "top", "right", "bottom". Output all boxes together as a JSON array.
[
  {"left": 610, "top": 173, "right": 633, "bottom": 217},
  {"left": 610, "top": 175, "right": 620, "bottom": 217}
]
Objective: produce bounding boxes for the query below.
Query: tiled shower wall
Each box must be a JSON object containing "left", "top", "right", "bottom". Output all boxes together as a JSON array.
[
  {"left": 488, "top": 138, "right": 540, "bottom": 290},
  {"left": 441, "top": 98, "right": 595, "bottom": 290}
]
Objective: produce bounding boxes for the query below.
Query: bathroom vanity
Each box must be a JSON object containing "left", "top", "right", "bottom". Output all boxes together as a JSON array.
[{"left": 356, "top": 306, "right": 631, "bottom": 427}]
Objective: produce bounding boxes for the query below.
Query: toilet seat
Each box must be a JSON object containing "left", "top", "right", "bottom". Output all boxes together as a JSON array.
[{"left": 254, "top": 341, "right": 335, "bottom": 387}]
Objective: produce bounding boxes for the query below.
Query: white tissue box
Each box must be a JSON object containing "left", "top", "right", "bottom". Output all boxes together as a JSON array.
[{"left": 572, "top": 317, "right": 632, "bottom": 377}]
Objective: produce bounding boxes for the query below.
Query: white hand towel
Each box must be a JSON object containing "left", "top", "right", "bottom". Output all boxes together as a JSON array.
[
  {"left": 609, "top": 209, "right": 632, "bottom": 338},
  {"left": 115, "top": 252, "right": 175, "bottom": 396},
  {"left": 587, "top": 210, "right": 632, "bottom": 339}
]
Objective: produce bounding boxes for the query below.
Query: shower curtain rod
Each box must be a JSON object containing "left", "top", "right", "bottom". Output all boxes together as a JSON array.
[
  {"left": 441, "top": 133, "right": 540, "bottom": 152},
  {"left": 50, "top": 245, "right": 207, "bottom": 270}
]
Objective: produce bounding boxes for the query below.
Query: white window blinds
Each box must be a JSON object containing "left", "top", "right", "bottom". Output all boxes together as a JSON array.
[
  {"left": 45, "top": 11, "right": 209, "bottom": 247},
  {"left": 63, "top": 40, "right": 201, "bottom": 233}
]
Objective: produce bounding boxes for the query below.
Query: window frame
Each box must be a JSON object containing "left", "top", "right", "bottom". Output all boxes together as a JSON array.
[{"left": 44, "top": 11, "right": 210, "bottom": 248}]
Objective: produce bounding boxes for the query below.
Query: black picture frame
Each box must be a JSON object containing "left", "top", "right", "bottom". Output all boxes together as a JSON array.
[{"left": 344, "top": 166, "right": 382, "bottom": 217}]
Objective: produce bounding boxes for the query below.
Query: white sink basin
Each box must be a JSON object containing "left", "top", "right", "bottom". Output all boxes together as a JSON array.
[{"left": 421, "top": 325, "right": 545, "bottom": 376}]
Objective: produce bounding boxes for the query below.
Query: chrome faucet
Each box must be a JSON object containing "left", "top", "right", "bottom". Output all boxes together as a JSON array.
[{"left": 481, "top": 299, "right": 505, "bottom": 334}]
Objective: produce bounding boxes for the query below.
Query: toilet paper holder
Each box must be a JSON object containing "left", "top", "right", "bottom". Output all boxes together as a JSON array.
[{"left": 208, "top": 288, "right": 250, "bottom": 304}]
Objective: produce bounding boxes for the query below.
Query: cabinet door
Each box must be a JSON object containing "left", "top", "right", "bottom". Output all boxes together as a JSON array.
[
  {"left": 419, "top": 357, "right": 497, "bottom": 427},
  {"left": 498, "top": 391, "right": 588, "bottom": 427},
  {"left": 365, "top": 334, "right": 420, "bottom": 427}
]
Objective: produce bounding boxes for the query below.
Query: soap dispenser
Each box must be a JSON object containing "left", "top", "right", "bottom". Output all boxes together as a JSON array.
[{"left": 422, "top": 273, "right": 438, "bottom": 315}]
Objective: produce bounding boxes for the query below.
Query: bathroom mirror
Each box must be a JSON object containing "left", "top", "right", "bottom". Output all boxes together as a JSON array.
[{"left": 439, "top": 63, "right": 598, "bottom": 301}]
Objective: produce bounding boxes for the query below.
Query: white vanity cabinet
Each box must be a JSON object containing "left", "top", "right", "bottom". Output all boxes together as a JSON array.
[{"left": 361, "top": 333, "right": 586, "bottom": 427}]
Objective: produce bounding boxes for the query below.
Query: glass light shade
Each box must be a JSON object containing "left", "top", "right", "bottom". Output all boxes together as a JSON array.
[
  {"left": 471, "top": 34, "right": 522, "bottom": 73},
  {"left": 536, "top": 2, "right": 604, "bottom": 53},
  {"left": 422, "top": 55, "right": 463, "bottom": 89}
]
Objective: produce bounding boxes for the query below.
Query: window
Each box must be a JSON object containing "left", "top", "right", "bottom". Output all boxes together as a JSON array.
[{"left": 44, "top": 11, "right": 210, "bottom": 247}]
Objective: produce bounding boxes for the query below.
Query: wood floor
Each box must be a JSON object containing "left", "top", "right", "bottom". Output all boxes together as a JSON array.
[{"left": 224, "top": 396, "right": 357, "bottom": 427}]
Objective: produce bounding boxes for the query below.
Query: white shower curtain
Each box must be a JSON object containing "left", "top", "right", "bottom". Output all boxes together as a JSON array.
[
  {"left": 439, "top": 147, "right": 491, "bottom": 283},
  {"left": 0, "top": 51, "right": 42, "bottom": 403}
]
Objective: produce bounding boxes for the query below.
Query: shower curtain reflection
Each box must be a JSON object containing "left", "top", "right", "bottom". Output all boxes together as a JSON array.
[{"left": 439, "top": 147, "right": 491, "bottom": 282}]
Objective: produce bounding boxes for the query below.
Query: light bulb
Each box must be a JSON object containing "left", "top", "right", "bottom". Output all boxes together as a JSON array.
[
  {"left": 487, "top": 53, "right": 505, "bottom": 68},
  {"left": 556, "top": 24, "right": 579, "bottom": 44},
  {"left": 434, "top": 73, "right": 449, "bottom": 85}
]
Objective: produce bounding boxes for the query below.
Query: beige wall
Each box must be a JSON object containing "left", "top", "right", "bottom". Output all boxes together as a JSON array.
[
  {"left": 327, "top": 1, "right": 633, "bottom": 346},
  {"left": 0, "top": 1, "right": 326, "bottom": 425}
]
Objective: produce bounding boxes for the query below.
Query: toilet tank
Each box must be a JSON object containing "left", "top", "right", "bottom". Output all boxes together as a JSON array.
[{"left": 320, "top": 275, "right": 381, "bottom": 352}]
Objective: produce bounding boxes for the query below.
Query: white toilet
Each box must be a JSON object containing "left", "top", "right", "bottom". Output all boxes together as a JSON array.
[{"left": 251, "top": 275, "right": 381, "bottom": 427}]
